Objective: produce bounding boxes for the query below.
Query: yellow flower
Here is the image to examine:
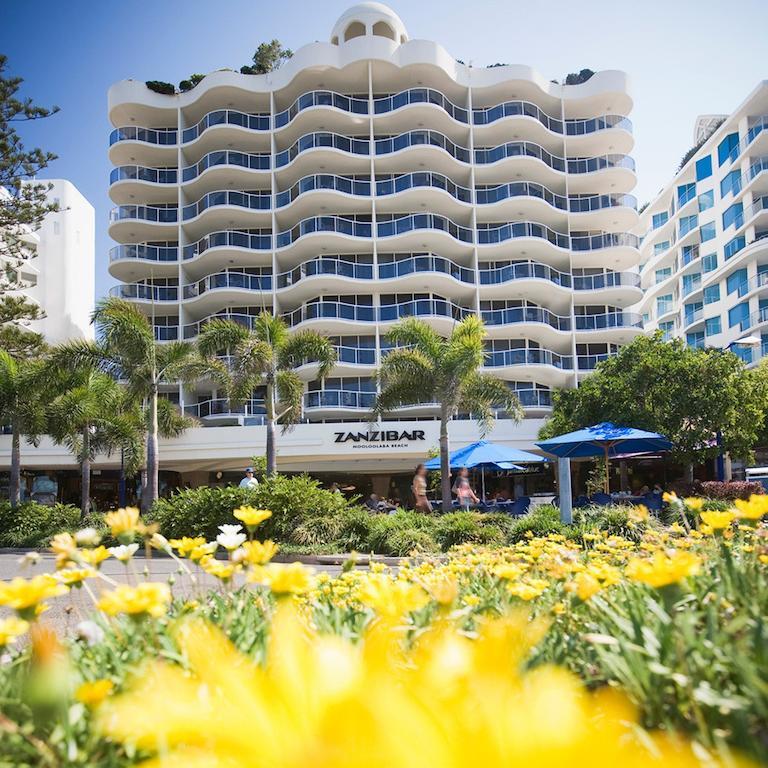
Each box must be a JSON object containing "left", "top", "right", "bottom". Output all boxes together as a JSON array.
[
  {"left": 258, "top": 563, "right": 315, "bottom": 598},
  {"left": 552, "top": 602, "right": 566, "bottom": 616},
  {"left": 104, "top": 506, "right": 141, "bottom": 539},
  {"left": 78, "top": 545, "right": 112, "bottom": 567},
  {"left": 567, "top": 572, "right": 602, "bottom": 601},
  {"left": 50, "top": 532, "right": 78, "bottom": 567},
  {"left": 233, "top": 506, "right": 272, "bottom": 528},
  {"left": 700, "top": 510, "right": 736, "bottom": 531},
  {"left": 683, "top": 497, "right": 705, "bottom": 511},
  {"left": 626, "top": 551, "right": 701, "bottom": 589},
  {"left": 169, "top": 536, "right": 206, "bottom": 557},
  {"left": 98, "top": 606, "right": 712, "bottom": 768},
  {"left": 463, "top": 594, "right": 481, "bottom": 608},
  {"left": 238, "top": 539, "right": 279, "bottom": 566},
  {"left": 0, "top": 574, "right": 68, "bottom": 619},
  {"left": 507, "top": 579, "right": 547, "bottom": 601},
  {"left": 662, "top": 491, "right": 679, "bottom": 503},
  {"left": 733, "top": 494, "right": 768, "bottom": 521},
  {"left": 424, "top": 576, "right": 458, "bottom": 606},
  {"left": 56, "top": 567, "right": 96, "bottom": 587},
  {"left": 358, "top": 574, "right": 428, "bottom": 617},
  {"left": 629, "top": 505, "right": 649, "bottom": 523},
  {"left": 97, "top": 583, "right": 171, "bottom": 619},
  {"left": 201, "top": 559, "right": 237, "bottom": 582},
  {"left": 0, "top": 616, "right": 29, "bottom": 647},
  {"left": 189, "top": 542, "right": 218, "bottom": 562},
  {"left": 76, "top": 679, "right": 114, "bottom": 708}
]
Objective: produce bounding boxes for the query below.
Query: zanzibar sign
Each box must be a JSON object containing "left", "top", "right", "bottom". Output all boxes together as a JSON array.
[{"left": 333, "top": 429, "right": 426, "bottom": 449}]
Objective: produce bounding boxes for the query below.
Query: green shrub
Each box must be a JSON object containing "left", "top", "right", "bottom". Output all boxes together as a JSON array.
[
  {"left": 383, "top": 528, "right": 438, "bottom": 556},
  {"left": 434, "top": 512, "right": 503, "bottom": 550},
  {"left": 145, "top": 80, "right": 175, "bottom": 95},
  {"left": 0, "top": 502, "right": 81, "bottom": 547},
  {"left": 367, "top": 510, "right": 436, "bottom": 555},
  {"left": 507, "top": 505, "right": 563, "bottom": 543},
  {"left": 335, "top": 508, "right": 375, "bottom": 552},
  {"left": 149, "top": 475, "right": 358, "bottom": 542}
]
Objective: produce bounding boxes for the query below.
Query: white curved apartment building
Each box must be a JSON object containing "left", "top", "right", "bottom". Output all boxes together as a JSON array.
[
  {"left": 637, "top": 82, "right": 768, "bottom": 364},
  {"left": 104, "top": 2, "right": 641, "bottom": 485}
]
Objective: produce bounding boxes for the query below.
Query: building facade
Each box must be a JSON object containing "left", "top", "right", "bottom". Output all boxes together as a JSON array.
[
  {"left": 637, "top": 82, "right": 768, "bottom": 364},
  {"left": 101, "top": 1, "right": 642, "bottom": 487}
]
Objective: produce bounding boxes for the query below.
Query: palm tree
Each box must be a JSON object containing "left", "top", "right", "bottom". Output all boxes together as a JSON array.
[
  {"left": 46, "top": 365, "right": 144, "bottom": 516},
  {"left": 373, "top": 316, "right": 523, "bottom": 511},
  {"left": 0, "top": 350, "right": 47, "bottom": 507},
  {"left": 197, "top": 312, "right": 336, "bottom": 475},
  {"left": 63, "top": 298, "right": 207, "bottom": 511}
]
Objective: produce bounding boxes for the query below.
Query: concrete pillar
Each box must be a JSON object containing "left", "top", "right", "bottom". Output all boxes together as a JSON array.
[{"left": 558, "top": 458, "right": 572, "bottom": 524}]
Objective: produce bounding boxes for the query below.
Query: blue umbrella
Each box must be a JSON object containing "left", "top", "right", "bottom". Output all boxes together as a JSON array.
[
  {"left": 424, "top": 440, "right": 546, "bottom": 499},
  {"left": 536, "top": 422, "right": 672, "bottom": 494}
]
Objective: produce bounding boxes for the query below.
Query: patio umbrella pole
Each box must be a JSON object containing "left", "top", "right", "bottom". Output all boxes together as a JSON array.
[
  {"left": 481, "top": 467, "right": 486, "bottom": 501},
  {"left": 604, "top": 444, "right": 611, "bottom": 494}
]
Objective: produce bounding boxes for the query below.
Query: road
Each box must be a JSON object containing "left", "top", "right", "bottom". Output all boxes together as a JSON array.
[{"left": 0, "top": 552, "right": 345, "bottom": 638}]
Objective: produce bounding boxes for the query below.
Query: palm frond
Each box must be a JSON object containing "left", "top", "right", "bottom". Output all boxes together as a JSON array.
[
  {"left": 252, "top": 311, "right": 289, "bottom": 350},
  {"left": 155, "top": 397, "right": 195, "bottom": 438},
  {"left": 278, "top": 330, "right": 337, "bottom": 379},
  {"left": 459, "top": 372, "right": 524, "bottom": 436},
  {"left": 196, "top": 318, "right": 250, "bottom": 359},
  {"left": 92, "top": 297, "right": 155, "bottom": 368},
  {"left": 374, "top": 349, "right": 435, "bottom": 419},
  {"left": 383, "top": 317, "right": 444, "bottom": 363},
  {"left": 275, "top": 369, "right": 304, "bottom": 431}
]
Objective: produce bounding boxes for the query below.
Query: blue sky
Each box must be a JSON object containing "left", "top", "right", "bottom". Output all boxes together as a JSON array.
[{"left": 3, "top": 0, "right": 767, "bottom": 301}]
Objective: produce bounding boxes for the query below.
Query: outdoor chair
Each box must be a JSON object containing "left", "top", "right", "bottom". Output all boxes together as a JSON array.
[
  {"left": 508, "top": 497, "right": 530, "bottom": 516},
  {"left": 574, "top": 495, "right": 590, "bottom": 508},
  {"left": 590, "top": 492, "right": 612, "bottom": 506}
]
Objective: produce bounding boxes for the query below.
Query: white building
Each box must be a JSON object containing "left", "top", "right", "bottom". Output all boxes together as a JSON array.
[
  {"left": 8, "top": 2, "right": 641, "bottom": 498},
  {"left": 637, "top": 82, "right": 768, "bottom": 364}
]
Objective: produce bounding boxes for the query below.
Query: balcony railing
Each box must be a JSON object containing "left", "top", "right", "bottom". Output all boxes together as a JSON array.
[
  {"left": 479, "top": 260, "right": 570, "bottom": 287},
  {"left": 183, "top": 110, "right": 270, "bottom": 143},
  {"left": 474, "top": 141, "right": 635, "bottom": 174},
  {"left": 109, "top": 205, "right": 178, "bottom": 224},
  {"left": 182, "top": 312, "right": 260, "bottom": 340},
  {"left": 109, "top": 243, "right": 178, "bottom": 263},
  {"left": 275, "top": 91, "right": 368, "bottom": 128},
  {"left": 185, "top": 398, "right": 267, "bottom": 422},
  {"left": 277, "top": 258, "right": 373, "bottom": 287},
  {"left": 182, "top": 271, "right": 272, "bottom": 299},
  {"left": 377, "top": 213, "right": 473, "bottom": 242},
  {"left": 153, "top": 326, "right": 179, "bottom": 342},
  {"left": 574, "top": 311, "right": 643, "bottom": 331},
  {"left": 725, "top": 116, "right": 768, "bottom": 164},
  {"left": 375, "top": 130, "right": 471, "bottom": 163},
  {"left": 571, "top": 232, "right": 640, "bottom": 251},
  {"left": 735, "top": 270, "right": 768, "bottom": 298},
  {"left": 109, "top": 284, "right": 178, "bottom": 301},
  {"left": 378, "top": 254, "right": 474, "bottom": 283},
  {"left": 110, "top": 166, "right": 178, "bottom": 185},
  {"left": 183, "top": 190, "right": 271, "bottom": 220},
  {"left": 183, "top": 230, "right": 272, "bottom": 260},
  {"left": 376, "top": 172, "right": 472, "bottom": 203},
  {"left": 482, "top": 305, "right": 570, "bottom": 331},
  {"left": 182, "top": 150, "right": 270, "bottom": 182},
  {"left": 275, "top": 133, "right": 370, "bottom": 167},
  {"left": 577, "top": 353, "right": 611, "bottom": 370},
  {"left": 572, "top": 271, "right": 641, "bottom": 290},
  {"left": 284, "top": 302, "right": 376, "bottom": 326},
  {"left": 484, "top": 348, "right": 572, "bottom": 369},
  {"left": 110, "top": 126, "right": 177, "bottom": 146},
  {"left": 374, "top": 88, "right": 468, "bottom": 122},
  {"left": 304, "top": 390, "right": 376, "bottom": 410},
  {"left": 276, "top": 174, "right": 371, "bottom": 207},
  {"left": 379, "top": 298, "right": 471, "bottom": 323},
  {"left": 276, "top": 216, "right": 372, "bottom": 247}
]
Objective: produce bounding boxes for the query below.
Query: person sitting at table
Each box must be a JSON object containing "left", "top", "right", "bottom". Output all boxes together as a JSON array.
[
  {"left": 365, "top": 494, "right": 381, "bottom": 511},
  {"left": 452, "top": 467, "right": 479, "bottom": 509},
  {"left": 639, "top": 484, "right": 650, "bottom": 496}
]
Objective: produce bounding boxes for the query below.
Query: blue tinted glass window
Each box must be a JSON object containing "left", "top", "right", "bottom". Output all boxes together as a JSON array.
[
  {"left": 702, "top": 252, "right": 717, "bottom": 272},
  {"left": 703, "top": 285, "right": 720, "bottom": 304},
  {"left": 704, "top": 316, "right": 721, "bottom": 336},
  {"left": 659, "top": 321, "right": 675, "bottom": 340},
  {"left": 724, "top": 235, "right": 746, "bottom": 260},
  {"left": 655, "top": 267, "right": 672, "bottom": 283},
  {"left": 695, "top": 155, "right": 712, "bottom": 181},
  {"left": 686, "top": 331, "right": 705, "bottom": 348},
  {"left": 682, "top": 273, "right": 701, "bottom": 296},
  {"left": 728, "top": 301, "right": 750, "bottom": 329},
  {"left": 720, "top": 170, "right": 741, "bottom": 198},
  {"left": 677, "top": 183, "right": 696, "bottom": 207},
  {"left": 682, "top": 245, "right": 698, "bottom": 265},
  {"left": 656, "top": 294, "right": 673, "bottom": 314},
  {"left": 726, "top": 268, "right": 748, "bottom": 294},
  {"left": 698, "top": 190, "right": 714, "bottom": 211},
  {"left": 684, "top": 301, "right": 702, "bottom": 322},
  {"left": 652, "top": 212, "right": 669, "bottom": 229},
  {"left": 700, "top": 221, "right": 716, "bottom": 242},
  {"left": 679, "top": 214, "right": 698, "bottom": 236},
  {"left": 717, "top": 132, "right": 739, "bottom": 166},
  {"left": 722, "top": 202, "right": 743, "bottom": 230},
  {"left": 654, "top": 240, "right": 670, "bottom": 255}
]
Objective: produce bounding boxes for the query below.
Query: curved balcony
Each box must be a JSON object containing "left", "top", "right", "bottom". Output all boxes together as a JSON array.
[
  {"left": 477, "top": 180, "right": 567, "bottom": 210},
  {"left": 375, "top": 130, "right": 471, "bottom": 164},
  {"left": 284, "top": 301, "right": 376, "bottom": 332},
  {"left": 275, "top": 91, "right": 368, "bottom": 129},
  {"left": 373, "top": 88, "right": 468, "bottom": 123},
  {"left": 577, "top": 353, "right": 612, "bottom": 372},
  {"left": 185, "top": 398, "right": 267, "bottom": 426},
  {"left": 378, "top": 254, "right": 474, "bottom": 284},
  {"left": 296, "top": 344, "right": 377, "bottom": 376},
  {"left": 183, "top": 230, "right": 271, "bottom": 260},
  {"left": 108, "top": 242, "right": 179, "bottom": 281},
  {"left": 110, "top": 126, "right": 177, "bottom": 147},
  {"left": 182, "top": 312, "right": 259, "bottom": 340},
  {"left": 484, "top": 347, "right": 573, "bottom": 370},
  {"left": 182, "top": 110, "right": 270, "bottom": 143},
  {"left": 182, "top": 150, "right": 270, "bottom": 183},
  {"left": 275, "top": 132, "right": 369, "bottom": 169},
  {"left": 574, "top": 311, "right": 643, "bottom": 333},
  {"left": 479, "top": 262, "right": 571, "bottom": 302},
  {"left": 513, "top": 389, "right": 553, "bottom": 410},
  {"left": 477, "top": 221, "right": 569, "bottom": 249},
  {"left": 304, "top": 389, "right": 376, "bottom": 412},
  {"left": 108, "top": 205, "right": 178, "bottom": 241},
  {"left": 110, "top": 165, "right": 177, "bottom": 185},
  {"left": 481, "top": 305, "right": 571, "bottom": 334},
  {"left": 276, "top": 216, "right": 373, "bottom": 250},
  {"left": 275, "top": 174, "right": 371, "bottom": 208},
  {"left": 153, "top": 326, "right": 179, "bottom": 342},
  {"left": 573, "top": 271, "right": 641, "bottom": 291},
  {"left": 571, "top": 232, "right": 640, "bottom": 251},
  {"left": 109, "top": 205, "right": 178, "bottom": 224},
  {"left": 108, "top": 284, "right": 178, "bottom": 303},
  {"left": 376, "top": 172, "right": 472, "bottom": 204},
  {"left": 109, "top": 126, "right": 177, "bottom": 166},
  {"left": 182, "top": 271, "right": 272, "bottom": 300},
  {"left": 277, "top": 258, "right": 374, "bottom": 297},
  {"left": 182, "top": 190, "right": 271, "bottom": 222},
  {"left": 379, "top": 298, "right": 471, "bottom": 326},
  {"left": 377, "top": 214, "right": 473, "bottom": 252}
]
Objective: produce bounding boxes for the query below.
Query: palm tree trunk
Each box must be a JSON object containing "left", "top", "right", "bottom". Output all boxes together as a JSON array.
[
  {"left": 265, "top": 380, "right": 276, "bottom": 476},
  {"left": 144, "top": 389, "right": 159, "bottom": 512},
  {"left": 9, "top": 426, "right": 21, "bottom": 509},
  {"left": 81, "top": 426, "right": 91, "bottom": 518},
  {"left": 439, "top": 407, "right": 451, "bottom": 512}
]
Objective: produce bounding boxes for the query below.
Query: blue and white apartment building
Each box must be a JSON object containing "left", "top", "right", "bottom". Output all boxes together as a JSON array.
[{"left": 638, "top": 82, "right": 768, "bottom": 363}]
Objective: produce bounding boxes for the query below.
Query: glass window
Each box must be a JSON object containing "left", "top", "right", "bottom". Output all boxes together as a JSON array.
[
  {"left": 684, "top": 301, "right": 702, "bottom": 323},
  {"left": 704, "top": 316, "right": 721, "bottom": 336},
  {"left": 720, "top": 170, "right": 741, "bottom": 198},
  {"left": 652, "top": 211, "right": 668, "bottom": 229},
  {"left": 726, "top": 269, "right": 748, "bottom": 294},
  {"left": 682, "top": 272, "right": 701, "bottom": 296},
  {"left": 655, "top": 267, "right": 672, "bottom": 283},
  {"left": 654, "top": 240, "right": 670, "bottom": 256},
  {"left": 682, "top": 245, "right": 699, "bottom": 266},
  {"left": 679, "top": 214, "right": 698, "bottom": 237},
  {"left": 677, "top": 183, "right": 696, "bottom": 207},
  {"left": 656, "top": 294, "right": 673, "bottom": 315},
  {"left": 703, "top": 285, "right": 720, "bottom": 304},
  {"left": 659, "top": 321, "right": 675, "bottom": 340},
  {"left": 642, "top": 312, "right": 649, "bottom": 324},
  {"left": 728, "top": 301, "right": 750, "bottom": 329},
  {"left": 700, "top": 221, "right": 716, "bottom": 242},
  {"left": 686, "top": 331, "right": 705, "bottom": 349},
  {"left": 695, "top": 155, "right": 712, "bottom": 181},
  {"left": 698, "top": 190, "right": 714, "bottom": 211},
  {"left": 717, "top": 132, "right": 739, "bottom": 166},
  {"left": 724, "top": 235, "right": 746, "bottom": 260},
  {"left": 722, "top": 202, "right": 743, "bottom": 230},
  {"left": 702, "top": 252, "right": 717, "bottom": 272}
]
